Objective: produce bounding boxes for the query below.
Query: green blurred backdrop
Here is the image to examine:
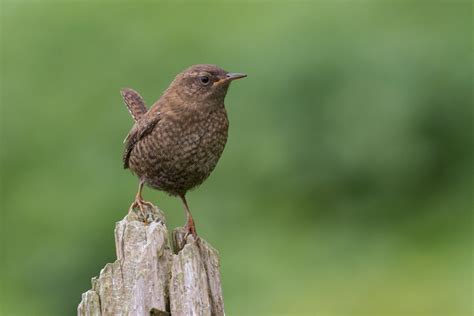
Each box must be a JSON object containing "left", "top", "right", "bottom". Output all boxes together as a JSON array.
[{"left": 1, "top": 1, "right": 472, "bottom": 315}]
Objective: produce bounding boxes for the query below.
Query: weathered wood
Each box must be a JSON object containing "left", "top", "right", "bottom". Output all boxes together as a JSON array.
[
  {"left": 171, "top": 228, "right": 224, "bottom": 316},
  {"left": 78, "top": 204, "right": 225, "bottom": 316}
]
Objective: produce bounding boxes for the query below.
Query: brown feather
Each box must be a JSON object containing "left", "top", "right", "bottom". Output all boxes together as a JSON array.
[
  {"left": 122, "top": 113, "right": 161, "bottom": 169},
  {"left": 121, "top": 88, "right": 148, "bottom": 121},
  {"left": 122, "top": 64, "right": 244, "bottom": 197}
]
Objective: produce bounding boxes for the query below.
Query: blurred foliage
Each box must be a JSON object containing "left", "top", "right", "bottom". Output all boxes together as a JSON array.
[{"left": 1, "top": 1, "right": 472, "bottom": 315}]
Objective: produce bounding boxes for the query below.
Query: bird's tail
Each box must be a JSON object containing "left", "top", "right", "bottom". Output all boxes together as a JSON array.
[{"left": 121, "top": 88, "right": 148, "bottom": 122}]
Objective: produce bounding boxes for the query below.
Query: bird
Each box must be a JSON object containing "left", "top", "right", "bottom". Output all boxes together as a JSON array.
[{"left": 121, "top": 64, "right": 246, "bottom": 237}]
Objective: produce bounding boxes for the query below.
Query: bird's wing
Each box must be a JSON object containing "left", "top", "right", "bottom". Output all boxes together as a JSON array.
[
  {"left": 121, "top": 88, "right": 148, "bottom": 121},
  {"left": 122, "top": 113, "right": 161, "bottom": 169}
]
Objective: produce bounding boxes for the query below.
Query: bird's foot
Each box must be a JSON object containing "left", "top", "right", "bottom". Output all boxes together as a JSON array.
[
  {"left": 183, "top": 221, "right": 198, "bottom": 241},
  {"left": 130, "top": 197, "right": 154, "bottom": 224}
]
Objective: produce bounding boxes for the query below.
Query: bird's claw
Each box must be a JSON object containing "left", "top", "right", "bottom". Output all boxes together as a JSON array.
[
  {"left": 183, "top": 223, "right": 198, "bottom": 241},
  {"left": 130, "top": 197, "right": 153, "bottom": 224}
]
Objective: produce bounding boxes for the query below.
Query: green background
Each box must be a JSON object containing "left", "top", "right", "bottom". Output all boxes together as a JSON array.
[{"left": 1, "top": 1, "right": 472, "bottom": 315}]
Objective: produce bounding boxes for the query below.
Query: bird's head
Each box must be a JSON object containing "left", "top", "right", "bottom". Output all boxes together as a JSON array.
[{"left": 166, "top": 64, "right": 246, "bottom": 107}]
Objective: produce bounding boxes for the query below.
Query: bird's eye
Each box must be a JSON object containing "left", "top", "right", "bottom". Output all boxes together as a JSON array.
[{"left": 199, "top": 76, "right": 210, "bottom": 85}]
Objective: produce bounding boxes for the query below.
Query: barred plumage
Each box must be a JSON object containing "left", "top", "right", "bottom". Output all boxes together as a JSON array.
[{"left": 121, "top": 64, "right": 246, "bottom": 237}]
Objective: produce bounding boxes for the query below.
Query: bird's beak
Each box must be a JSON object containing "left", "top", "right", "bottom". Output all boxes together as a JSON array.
[
  {"left": 214, "top": 72, "right": 247, "bottom": 86},
  {"left": 226, "top": 72, "right": 247, "bottom": 81}
]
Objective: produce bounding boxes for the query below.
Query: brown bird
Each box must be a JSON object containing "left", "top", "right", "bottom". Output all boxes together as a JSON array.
[{"left": 121, "top": 64, "right": 246, "bottom": 237}]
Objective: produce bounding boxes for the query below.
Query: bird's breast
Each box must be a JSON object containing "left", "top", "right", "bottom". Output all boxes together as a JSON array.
[
  {"left": 158, "top": 108, "right": 228, "bottom": 161},
  {"left": 130, "top": 107, "right": 229, "bottom": 194}
]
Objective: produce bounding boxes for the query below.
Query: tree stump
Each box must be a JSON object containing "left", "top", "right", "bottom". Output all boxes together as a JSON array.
[{"left": 77, "top": 204, "right": 225, "bottom": 316}]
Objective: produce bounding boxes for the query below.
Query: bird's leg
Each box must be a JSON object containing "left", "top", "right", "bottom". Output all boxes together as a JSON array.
[
  {"left": 130, "top": 180, "right": 154, "bottom": 222},
  {"left": 179, "top": 194, "right": 198, "bottom": 239}
]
